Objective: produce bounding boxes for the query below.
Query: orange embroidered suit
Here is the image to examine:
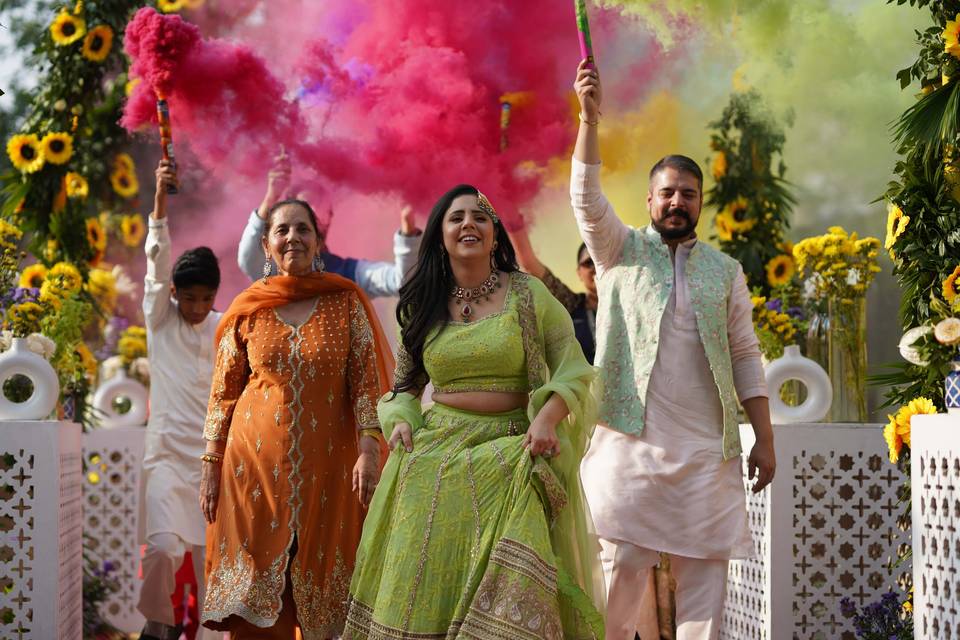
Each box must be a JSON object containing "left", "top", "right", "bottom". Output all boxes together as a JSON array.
[{"left": 201, "top": 288, "right": 387, "bottom": 638}]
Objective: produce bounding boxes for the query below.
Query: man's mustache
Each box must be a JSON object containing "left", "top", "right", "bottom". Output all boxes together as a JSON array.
[{"left": 663, "top": 208, "right": 691, "bottom": 222}]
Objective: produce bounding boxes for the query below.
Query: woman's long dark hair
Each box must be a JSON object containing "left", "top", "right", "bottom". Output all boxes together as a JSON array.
[{"left": 392, "top": 184, "right": 519, "bottom": 394}]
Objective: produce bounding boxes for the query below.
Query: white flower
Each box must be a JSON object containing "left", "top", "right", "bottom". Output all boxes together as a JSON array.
[
  {"left": 111, "top": 265, "right": 138, "bottom": 299},
  {"left": 846, "top": 269, "right": 861, "bottom": 286},
  {"left": 899, "top": 326, "right": 932, "bottom": 366},
  {"left": 101, "top": 355, "right": 124, "bottom": 381},
  {"left": 934, "top": 317, "right": 960, "bottom": 346},
  {"left": 0, "top": 330, "right": 13, "bottom": 352},
  {"left": 803, "top": 275, "right": 821, "bottom": 301},
  {"left": 26, "top": 333, "right": 56, "bottom": 361},
  {"left": 130, "top": 357, "right": 150, "bottom": 385}
]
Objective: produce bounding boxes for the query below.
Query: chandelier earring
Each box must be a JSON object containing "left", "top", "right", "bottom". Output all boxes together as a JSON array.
[
  {"left": 313, "top": 254, "right": 325, "bottom": 273},
  {"left": 262, "top": 258, "right": 273, "bottom": 282}
]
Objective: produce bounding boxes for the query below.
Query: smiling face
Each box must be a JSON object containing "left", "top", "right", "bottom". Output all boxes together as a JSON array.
[
  {"left": 441, "top": 194, "right": 497, "bottom": 264},
  {"left": 647, "top": 166, "right": 702, "bottom": 241},
  {"left": 261, "top": 203, "right": 321, "bottom": 276}
]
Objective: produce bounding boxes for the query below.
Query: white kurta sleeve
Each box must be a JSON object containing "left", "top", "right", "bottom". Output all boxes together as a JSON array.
[
  {"left": 570, "top": 157, "right": 629, "bottom": 277},
  {"left": 143, "top": 219, "right": 174, "bottom": 330},
  {"left": 728, "top": 267, "right": 768, "bottom": 401}
]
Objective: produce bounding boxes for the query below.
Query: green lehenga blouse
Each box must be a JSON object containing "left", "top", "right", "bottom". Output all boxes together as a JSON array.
[{"left": 343, "top": 272, "right": 604, "bottom": 640}]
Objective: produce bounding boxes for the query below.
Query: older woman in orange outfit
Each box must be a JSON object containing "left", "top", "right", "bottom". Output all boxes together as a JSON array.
[{"left": 198, "top": 198, "right": 394, "bottom": 639}]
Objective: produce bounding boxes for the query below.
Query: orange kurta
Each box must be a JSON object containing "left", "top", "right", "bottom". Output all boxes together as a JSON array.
[{"left": 201, "top": 290, "right": 383, "bottom": 638}]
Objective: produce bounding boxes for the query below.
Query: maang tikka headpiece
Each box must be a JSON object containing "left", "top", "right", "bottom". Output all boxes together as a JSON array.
[{"left": 475, "top": 192, "right": 500, "bottom": 225}]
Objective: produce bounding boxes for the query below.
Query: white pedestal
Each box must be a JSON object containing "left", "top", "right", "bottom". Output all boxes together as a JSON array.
[
  {"left": 911, "top": 412, "right": 960, "bottom": 639},
  {"left": 721, "top": 423, "right": 910, "bottom": 640},
  {"left": 82, "top": 426, "right": 147, "bottom": 633},
  {"left": 0, "top": 420, "right": 82, "bottom": 640}
]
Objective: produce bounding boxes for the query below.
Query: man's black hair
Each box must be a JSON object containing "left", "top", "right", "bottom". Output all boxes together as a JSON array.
[{"left": 172, "top": 247, "right": 220, "bottom": 290}]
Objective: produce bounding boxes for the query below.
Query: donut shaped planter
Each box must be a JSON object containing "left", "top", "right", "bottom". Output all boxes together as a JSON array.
[
  {"left": 764, "top": 345, "right": 832, "bottom": 424},
  {"left": 0, "top": 337, "right": 59, "bottom": 420},
  {"left": 93, "top": 370, "right": 148, "bottom": 428}
]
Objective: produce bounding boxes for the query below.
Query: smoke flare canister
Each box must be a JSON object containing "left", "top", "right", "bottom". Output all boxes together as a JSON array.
[
  {"left": 499, "top": 101, "right": 512, "bottom": 151},
  {"left": 575, "top": 0, "right": 595, "bottom": 68},
  {"left": 156, "top": 98, "right": 178, "bottom": 194}
]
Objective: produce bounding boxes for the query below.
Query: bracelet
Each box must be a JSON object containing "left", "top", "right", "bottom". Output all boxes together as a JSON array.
[
  {"left": 200, "top": 452, "right": 223, "bottom": 464},
  {"left": 579, "top": 112, "right": 599, "bottom": 126},
  {"left": 358, "top": 428, "right": 382, "bottom": 441}
]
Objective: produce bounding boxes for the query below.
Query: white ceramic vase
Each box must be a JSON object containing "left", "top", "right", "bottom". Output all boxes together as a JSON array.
[
  {"left": 93, "top": 369, "right": 149, "bottom": 428},
  {"left": 764, "top": 345, "right": 833, "bottom": 424},
  {"left": 0, "top": 336, "right": 60, "bottom": 420}
]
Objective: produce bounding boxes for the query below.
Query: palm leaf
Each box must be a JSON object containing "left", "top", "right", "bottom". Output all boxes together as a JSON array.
[{"left": 892, "top": 80, "right": 960, "bottom": 161}]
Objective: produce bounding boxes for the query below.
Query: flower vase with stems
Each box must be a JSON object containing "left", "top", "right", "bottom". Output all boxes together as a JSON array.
[{"left": 827, "top": 296, "right": 868, "bottom": 422}]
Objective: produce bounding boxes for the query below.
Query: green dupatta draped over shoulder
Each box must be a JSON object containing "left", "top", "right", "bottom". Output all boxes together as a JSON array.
[{"left": 350, "top": 272, "right": 604, "bottom": 640}]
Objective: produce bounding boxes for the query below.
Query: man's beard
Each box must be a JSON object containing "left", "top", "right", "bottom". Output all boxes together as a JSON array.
[{"left": 651, "top": 208, "right": 695, "bottom": 240}]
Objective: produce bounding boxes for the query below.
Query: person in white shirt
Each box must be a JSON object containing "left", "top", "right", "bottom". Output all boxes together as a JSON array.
[
  {"left": 138, "top": 160, "right": 222, "bottom": 640},
  {"left": 237, "top": 150, "right": 422, "bottom": 295}
]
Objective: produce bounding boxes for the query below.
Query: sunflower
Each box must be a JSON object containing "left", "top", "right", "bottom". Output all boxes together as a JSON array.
[
  {"left": 765, "top": 255, "right": 795, "bottom": 288},
  {"left": 711, "top": 151, "right": 727, "bottom": 180},
  {"left": 884, "top": 397, "right": 938, "bottom": 463},
  {"left": 114, "top": 152, "right": 135, "bottom": 174},
  {"left": 120, "top": 214, "right": 146, "bottom": 248},
  {"left": 8, "top": 302, "right": 43, "bottom": 336},
  {"left": 110, "top": 168, "right": 139, "bottom": 198},
  {"left": 18, "top": 264, "right": 47, "bottom": 290},
  {"left": 119, "top": 334, "right": 147, "bottom": 363},
  {"left": 6, "top": 134, "right": 45, "bottom": 173},
  {"left": 81, "top": 25, "right": 113, "bottom": 62},
  {"left": 722, "top": 197, "right": 756, "bottom": 233},
  {"left": 86, "top": 217, "right": 107, "bottom": 253},
  {"left": 945, "top": 13, "right": 960, "bottom": 60},
  {"left": 50, "top": 10, "right": 86, "bottom": 46},
  {"left": 75, "top": 342, "right": 98, "bottom": 382},
  {"left": 46, "top": 261, "right": 83, "bottom": 296},
  {"left": 87, "top": 268, "right": 118, "bottom": 315},
  {"left": 944, "top": 265, "right": 960, "bottom": 305},
  {"left": 40, "top": 132, "right": 74, "bottom": 165},
  {"left": 884, "top": 204, "right": 910, "bottom": 254},
  {"left": 157, "top": 0, "right": 185, "bottom": 13},
  {"left": 65, "top": 171, "right": 89, "bottom": 199},
  {"left": 715, "top": 213, "right": 734, "bottom": 242}
]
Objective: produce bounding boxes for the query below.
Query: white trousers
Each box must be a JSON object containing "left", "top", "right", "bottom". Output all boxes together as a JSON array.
[
  {"left": 138, "top": 532, "right": 209, "bottom": 634},
  {"left": 599, "top": 538, "right": 729, "bottom": 640}
]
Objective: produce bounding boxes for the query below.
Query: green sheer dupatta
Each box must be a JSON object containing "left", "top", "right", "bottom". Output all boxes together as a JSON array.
[{"left": 375, "top": 273, "right": 605, "bottom": 626}]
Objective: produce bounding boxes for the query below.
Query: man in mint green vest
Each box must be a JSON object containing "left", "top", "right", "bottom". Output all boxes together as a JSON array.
[{"left": 570, "top": 60, "right": 776, "bottom": 640}]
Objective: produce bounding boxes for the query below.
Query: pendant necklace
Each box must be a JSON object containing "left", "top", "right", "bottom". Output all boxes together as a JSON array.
[{"left": 450, "top": 270, "right": 500, "bottom": 322}]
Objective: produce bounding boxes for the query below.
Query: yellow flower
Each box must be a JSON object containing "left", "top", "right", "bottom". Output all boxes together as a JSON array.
[
  {"left": 114, "top": 152, "right": 135, "bottom": 174},
  {"left": 75, "top": 342, "right": 98, "bottom": 381},
  {"left": 110, "top": 169, "right": 139, "bottom": 198},
  {"left": 884, "top": 204, "right": 910, "bottom": 253},
  {"left": 86, "top": 217, "right": 107, "bottom": 254},
  {"left": 715, "top": 213, "right": 734, "bottom": 242},
  {"left": 883, "top": 419, "right": 903, "bottom": 464},
  {"left": 885, "top": 397, "right": 938, "bottom": 463},
  {"left": 0, "top": 219, "right": 23, "bottom": 244},
  {"left": 6, "top": 134, "right": 45, "bottom": 173},
  {"left": 124, "top": 325, "right": 147, "bottom": 340},
  {"left": 944, "top": 265, "right": 960, "bottom": 305},
  {"left": 50, "top": 10, "right": 86, "bottom": 46},
  {"left": 39, "top": 288, "right": 62, "bottom": 311},
  {"left": 722, "top": 198, "right": 756, "bottom": 233},
  {"left": 125, "top": 76, "right": 141, "bottom": 97},
  {"left": 766, "top": 255, "right": 795, "bottom": 287},
  {"left": 40, "top": 132, "right": 73, "bottom": 165},
  {"left": 711, "top": 151, "right": 727, "bottom": 180},
  {"left": 65, "top": 171, "right": 89, "bottom": 199},
  {"left": 118, "top": 335, "right": 147, "bottom": 363},
  {"left": 157, "top": 0, "right": 185, "bottom": 13},
  {"left": 81, "top": 25, "right": 113, "bottom": 62},
  {"left": 18, "top": 264, "right": 47, "bottom": 289},
  {"left": 945, "top": 13, "right": 960, "bottom": 59},
  {"left": 87, "top": 268, "right": 117, "bottom": 316},
  {"left": 183, "top": 0, "right": 205, "bottom": 7},
  {"left": 43, "top": 239, "right": 59, "bottom": 263},
  {"left": 120, "top": 214, "right": 146, "bottom": 248},
  {"left": 8, "top": 302, "right": 43, "bottom": 335},
  {"left": 46, "top": 261, "right": 83, "bottom": 296}
]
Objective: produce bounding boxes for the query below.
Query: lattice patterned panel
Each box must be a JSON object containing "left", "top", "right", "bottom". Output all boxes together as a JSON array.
[
  {"left": 912, "top": 413, "right": 960, "bottom": 640},
  {"left": 0, "top": 421, "right": 82, "bottom": 640},
  {"left": 82, "top": 427, "right": 147, "bottom": 633},
  {"left": 721, "top": 478, "right": 769, "bottom": 640},
  {"left": 724, "top": 424, "right": 909, "bottom": 640}
]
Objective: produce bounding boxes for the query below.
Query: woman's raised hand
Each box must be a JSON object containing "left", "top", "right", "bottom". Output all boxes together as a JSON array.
[{"left": 388, "top": 422, "right": 414, "bottom": 453}]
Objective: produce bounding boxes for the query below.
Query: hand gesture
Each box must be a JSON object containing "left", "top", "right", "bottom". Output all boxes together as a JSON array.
[
  {"left": 258, "top": 148, "right": 291, "bottom": 218},
  {"left": 748, "top": 438, "right": 776, "bottom": 494},
  {"left": 399, "top": 205, "right": 420, "bottom": 236},
  {"left": 352, "top": 436, "right": 382, "bottom": 507},
  {"left": 523, "top": 418, "right": 560, "bottom": 458},
  {"left": 574, "top": 59, "right": 603, "bottom": 121},
  {"left": 388, "top": 422, "right": 414, "bottom": 453},
  {"left": 153, "top": 159, "right": 178, "bottom": 218},
  {"left": 199, "top": 459, "right": 222, "bottom": 524}
]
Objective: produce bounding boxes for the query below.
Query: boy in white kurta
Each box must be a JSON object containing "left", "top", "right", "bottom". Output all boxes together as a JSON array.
[
  {"left": 138, "top": 161, "right": 222, "bottom": 640},
  {"left": 570, "top": 62, "right": 776, "bottom": 640}
]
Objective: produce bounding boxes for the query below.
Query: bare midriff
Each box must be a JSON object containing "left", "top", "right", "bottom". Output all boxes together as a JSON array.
[{"left": 431, "top": 390, "right": 528, "bottom": 414}]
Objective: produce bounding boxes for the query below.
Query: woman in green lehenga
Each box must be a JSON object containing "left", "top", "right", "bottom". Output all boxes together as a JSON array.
[{"left": 343, "top": 185, "right": 605, "bottom": 640}]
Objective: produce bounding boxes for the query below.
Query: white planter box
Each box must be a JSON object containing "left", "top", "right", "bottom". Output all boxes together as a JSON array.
[
  {"left": 82, "top": 426, "right": 147, "bottom": 634},
  {"left": 0, "top": 421, "right": 82, "bottom": 640},
  {"left": 911, "top": 412, "right": 960, "bottom": 639},
  {"left": 722, "top": 423, "right": 910, "bottom": 639}
]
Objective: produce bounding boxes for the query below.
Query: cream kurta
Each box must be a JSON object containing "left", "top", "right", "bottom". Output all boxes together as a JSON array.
[
  {"left": 143, "top": 219, "right": 222, "bottom": 546},
  {"left": 572, "top": 159, "right": 767, "bottom": 559}
]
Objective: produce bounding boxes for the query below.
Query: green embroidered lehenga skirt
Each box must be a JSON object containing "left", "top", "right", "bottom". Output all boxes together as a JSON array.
[{"left": 343, "top": 404, "right": 603, "bottom": 639}]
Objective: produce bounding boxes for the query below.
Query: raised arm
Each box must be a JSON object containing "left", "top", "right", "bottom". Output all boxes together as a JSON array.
[
  {"left": 143, "top": 160, "right": 179, "bottom": 329},
  {"left": 507, "top": 225, "right": 547, "bottom": 278},
  {"left": 238, "top": 150, "right": 289, "bottom": 281},
  {"left": 570, "top": 60, "right": 628, "bottom": 275},
  {"left": 352, "top": 206, "right": 422, "bottom": 298}
]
